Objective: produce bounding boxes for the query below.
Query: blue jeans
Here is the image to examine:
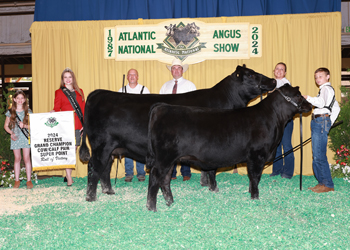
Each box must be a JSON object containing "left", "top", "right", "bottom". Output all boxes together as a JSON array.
[
  {"left": 124, "top": 157, "right": 145, "bottom": 177},
  {"left": 311, "top": 116, "right": 334, "bottom": 188},
  {"left": 172, "top": 164, "right": 191, "bottom": 178},
  {"left": 272, "top": 119, "right": 295, "bottom": 178}
]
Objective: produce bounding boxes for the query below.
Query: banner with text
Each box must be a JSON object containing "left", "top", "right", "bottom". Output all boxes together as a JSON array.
[
  {"left": 30, "top": 111, "right": 76, "bottom": 171},
  {"left": 104, "top": 19, "right": 261, "bottom": 64}
]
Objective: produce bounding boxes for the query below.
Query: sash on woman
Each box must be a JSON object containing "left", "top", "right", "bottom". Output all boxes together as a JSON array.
[{"left": 61, "top": 87, "right": 84, "bottom": 128}]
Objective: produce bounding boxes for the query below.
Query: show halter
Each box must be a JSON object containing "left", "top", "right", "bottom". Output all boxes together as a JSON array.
[{"left": 276, "top": 88, "right": 301, "bottom": 111}]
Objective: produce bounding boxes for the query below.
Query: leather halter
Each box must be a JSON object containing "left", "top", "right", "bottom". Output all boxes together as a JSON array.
[{"left": 276, "top": 88, "right": 301, "bottom": 111}]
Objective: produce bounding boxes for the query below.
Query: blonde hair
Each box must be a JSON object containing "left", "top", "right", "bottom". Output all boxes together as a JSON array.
[
  {"left": 8, "top": 90, "right": 29, "bottom": 129},
  {"left": 60, "top": 68, "right": 84, "bottom": 101}
]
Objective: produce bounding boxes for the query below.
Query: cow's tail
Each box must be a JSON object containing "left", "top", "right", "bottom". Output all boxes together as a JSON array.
[
  {"left": 79, "top": 129, "right": 91, "bottom": 162},
  {"left": 146, "top": 103, "right": 164, "bottom": 169}
]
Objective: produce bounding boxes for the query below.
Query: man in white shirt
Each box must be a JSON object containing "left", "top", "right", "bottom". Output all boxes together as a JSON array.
[
  {"left": 118, "top": 69, "right": 150, "bottom": 182},
  {"left": 118, "top": 69, "right": 150, "bottom": 95},
  {"left": 159, "top": 59, "right": 196, "bottom": 181},
  {"left": 159, "top": 59, "right": 196, "bottom": 95}
]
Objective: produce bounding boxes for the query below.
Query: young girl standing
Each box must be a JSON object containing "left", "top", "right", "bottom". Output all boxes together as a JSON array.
[{"left": 4, "top": 90, "right": 33, "bottom": 189}]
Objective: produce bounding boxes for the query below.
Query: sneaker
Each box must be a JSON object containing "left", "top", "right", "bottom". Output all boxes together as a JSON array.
[
  {"left": 125, "top": 176, "right": 133, "bottom": 182},
  {"left": 137, "top": 176, "right": 145, "bottom": 182}
]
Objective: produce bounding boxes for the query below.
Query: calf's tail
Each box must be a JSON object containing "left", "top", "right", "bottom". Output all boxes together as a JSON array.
[
  {"left": 146, "top": 104, "right": 161, "bottom": 169},
  {"left": 79, "top": 130, "right": 91, "bottom": 162}
]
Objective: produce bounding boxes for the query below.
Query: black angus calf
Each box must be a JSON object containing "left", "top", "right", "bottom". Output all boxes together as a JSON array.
[
  {"left": 79, "top": 65, "right": 276, "bottom": 201},
  {"left": 146, "top": 85, "right": 312, "bottom": 211}
]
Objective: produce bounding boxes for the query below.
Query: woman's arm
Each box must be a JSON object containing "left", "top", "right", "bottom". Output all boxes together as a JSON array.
[{"left": 53, "top": 89, "right": 63, "bottom": 112}]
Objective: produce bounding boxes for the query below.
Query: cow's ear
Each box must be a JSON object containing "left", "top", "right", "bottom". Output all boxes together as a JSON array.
[
  {"left": 235, "top": 65, "right": 242, "bottom": 78},
  {"left": 243, "top": 64, "right": 246, "bottom": 68}
]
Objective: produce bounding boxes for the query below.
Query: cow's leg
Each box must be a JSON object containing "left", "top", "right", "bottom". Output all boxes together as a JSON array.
[
  {"left": 86, "top": 157, "right": 99, "bottom": 202},
  {"left": 247, "top": 159, "right": 265, "bottom": 199},
  {"left": 200, "top": 170, "right": 209, "bottom": 186},
  {"left": 146, "top": 166, "right": 162, "bottom": 212},
  {"left": 160, "top": 165, "right": 175, "bottom": 207},
  {"left": 101, "top": 156, "right": 115, "bottom": 195},
  {"left": 208, "top": 169, "right": 219, "bottom": 193},
  {"left": 86, "top": 149, "right": 112, "bottom": 202}
]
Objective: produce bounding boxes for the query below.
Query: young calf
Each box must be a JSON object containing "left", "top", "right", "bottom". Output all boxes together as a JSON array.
[{"left": 146, "top": 85, "right": 312, "bottom": 212}]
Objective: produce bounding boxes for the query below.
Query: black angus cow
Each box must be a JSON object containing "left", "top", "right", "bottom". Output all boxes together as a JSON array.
[
  {"left": 79, "top": 65, "right": 276, "bottom": 201},
  {"left": 146, "top": 85, "right": 312, "bottom": 212}
]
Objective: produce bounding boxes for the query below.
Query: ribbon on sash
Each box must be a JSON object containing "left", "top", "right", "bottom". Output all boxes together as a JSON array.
[
  {"left": 61, "top": 87, "right": 84, "bottom": 127},
  {"left": 15, "top": 113, "right": 30, "bottom": 140}
]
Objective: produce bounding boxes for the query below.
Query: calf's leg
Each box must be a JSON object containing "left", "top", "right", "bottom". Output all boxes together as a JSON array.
[
  {"left": 160, "top": 165, "right": 175, "bottom": 206},
  {"left": 247, "top": 160, "right": 264, "bottom": 199},
  {"left": 86, "top": 149, "right": 112, "bottom": 201},
  {"left": 208, "top": 169, "right": 219, "bottom": 193},
  {"left": 146, "top": 166, "right": 162, "bottom": 212},
  {"left": 200, "top": 170, "right": 209, "bottom": 186},
  {"left": 101, "top": 156, "right": 115, "bottom": 195},
  {"left": 86, "top": 157, "right": 100, "bottom": 202}
]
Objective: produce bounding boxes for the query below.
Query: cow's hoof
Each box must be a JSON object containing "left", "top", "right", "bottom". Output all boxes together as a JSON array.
[
  {"left": 200, "top": 182, "right": 209, "bottom": 187},
  {"left": 86, "top": 196, "right": 97, "bottom": 202},
  {"left": 166, "top": 200, "right": 174, "bottom": 207},
  {"left": 209, "top": 186, "right": 219, "bottom": 193},
  {"left": 146, "top": 204, "right": 157, "bottom": 212},
  {"left": 102, "top": 188, "right": 115, "bottom": 195}
]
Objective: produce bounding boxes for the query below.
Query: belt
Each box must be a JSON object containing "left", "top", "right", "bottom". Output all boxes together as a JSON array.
[{"left": 312, "top": 113, "right": 330, "bottom": 119}]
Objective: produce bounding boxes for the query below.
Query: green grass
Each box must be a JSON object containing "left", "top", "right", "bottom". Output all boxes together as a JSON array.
[{"left": 1, "top": 173, "right": 350, "bottom": 249}]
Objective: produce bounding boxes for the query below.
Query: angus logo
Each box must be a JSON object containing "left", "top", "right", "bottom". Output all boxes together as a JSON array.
[
  {"left": 45, "top": 117, "right": 59, "bottom": 128},
  {"left": 157, "top": 22, "right": 206, "bottom": 61}
]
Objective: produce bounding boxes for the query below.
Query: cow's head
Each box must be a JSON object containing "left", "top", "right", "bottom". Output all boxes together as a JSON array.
[
  {"left": 277, "top": 84, "right": 312, "bottom": 113},
  {"left": 165, "top": 24, "right": 176, "bottom": 36},
  {"left": 233, "top": 65, "right": 276, "bottom": 95}
]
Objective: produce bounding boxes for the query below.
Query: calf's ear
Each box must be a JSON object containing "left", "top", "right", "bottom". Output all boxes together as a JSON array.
[{"left": 243, "top": 64, "right": 246, "bottom": 68}]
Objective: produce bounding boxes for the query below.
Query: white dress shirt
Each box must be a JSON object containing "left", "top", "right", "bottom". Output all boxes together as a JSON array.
[
  {"left": 159, "top": 77, "right": 196, "bottom": 94},
  {"left": 276, "top": 77, "right": 291, "bottom": 89},
  {"left": 306, "top": 82, "right": 340, "bottom": 124}
]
